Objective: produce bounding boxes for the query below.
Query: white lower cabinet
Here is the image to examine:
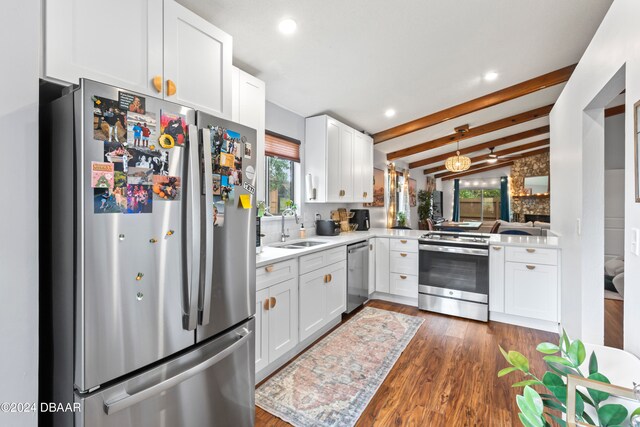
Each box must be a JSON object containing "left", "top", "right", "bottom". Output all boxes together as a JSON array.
[
  {"left": 489, "top": 246, "right": 506, "bottom": 313},
  {"left": 255, "top": 288, "right": 269, "bottom": 373},
  {"left": 504, "top": 262, "right": 558, "bottom": 322},
  {"left": 299, "top": 260, "right": 347, "bottom": 341},
  {"left": 389, "top": 273, "right": 418, "bottom": 298},
  {"left": 368, "top": 240, "right": 376, "bottom": 295}
]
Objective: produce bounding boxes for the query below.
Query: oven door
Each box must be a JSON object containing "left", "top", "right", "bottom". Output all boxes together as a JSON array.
[{"left": 418, "top": 244, "right": 489, "bottom": 303}]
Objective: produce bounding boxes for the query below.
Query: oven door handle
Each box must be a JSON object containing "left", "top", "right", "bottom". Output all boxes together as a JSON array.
[{"left": 419, "top": 245, "right": 488, "bottom": 257}]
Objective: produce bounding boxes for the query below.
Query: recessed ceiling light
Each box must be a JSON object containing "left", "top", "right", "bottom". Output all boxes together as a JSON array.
[
  {"left": 484, "top": 71, "right": 499, "bottom": 82},
  {"left": 278, "top": 18, "right": 297, "bottom": 35},
  {"left": 384, "top": 109, "right": 396, "bottom": 118}
]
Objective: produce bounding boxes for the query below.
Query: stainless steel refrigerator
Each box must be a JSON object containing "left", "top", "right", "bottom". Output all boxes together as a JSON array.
[{"left": 41, "top": 79, "right": 256, "bottom": 427}]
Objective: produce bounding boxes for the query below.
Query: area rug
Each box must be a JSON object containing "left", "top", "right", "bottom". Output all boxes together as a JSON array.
[{"left": 255, "top": 306, "right": 424, "bottom": 427}]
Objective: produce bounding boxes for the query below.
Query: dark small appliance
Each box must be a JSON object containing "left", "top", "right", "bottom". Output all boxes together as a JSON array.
[
  {"left": 315, "top": 219, "right": 341, "bottom": 236},
  {"left": 349, "top": 209, "right": 370, "bottom": 231}
]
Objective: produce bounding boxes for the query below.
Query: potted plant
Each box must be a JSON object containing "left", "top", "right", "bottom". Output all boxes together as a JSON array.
[
  {"left": 417, "top": 190, "right": 432, "bottom": 230},
  {"left": 397, "top": 211, "right": 407, "bottom": 228},
  {"left": 256, "top": 200, "right": 266, "bottom": 217},
  {"left": 498, "top": 330, "right": 640, "bottom": 426}
]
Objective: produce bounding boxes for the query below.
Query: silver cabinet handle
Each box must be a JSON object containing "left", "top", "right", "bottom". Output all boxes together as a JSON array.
[
  {"left": 526, "top": 265, "right": 536, "bottom": 270},
  {"left": 183, "top": 124, "right": 201, "bottom": 331},
  {"left": 198, "top": 127, "right": 214, "bottom": 326},
  {"left": 103, "top": 328, "right": 252, "bottom": 415},
  {"left": 526, "top": 248, "right": 536, "bottom": 253}
]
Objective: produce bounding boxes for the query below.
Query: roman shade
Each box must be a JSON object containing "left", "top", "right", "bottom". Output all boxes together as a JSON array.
[{"left": 265, "top": 131, "right": 300, "bottom": 162}]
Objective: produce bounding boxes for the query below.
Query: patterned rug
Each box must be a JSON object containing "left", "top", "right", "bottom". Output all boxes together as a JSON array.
[{"left": 255, "top": 306, "right": 424, "bottom": 427}]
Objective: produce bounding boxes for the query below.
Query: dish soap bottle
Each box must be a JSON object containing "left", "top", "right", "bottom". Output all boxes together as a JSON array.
[{"left": 299, "top": 223, "right": 306, "bottom": 239}]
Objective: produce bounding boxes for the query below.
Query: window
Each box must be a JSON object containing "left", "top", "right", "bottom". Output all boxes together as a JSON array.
[
  {"left": 459, "top": 188, "right": 501, "bottom": 221},
  {"left": 265, "top": 131, "right": 300, "bottom": 215}
]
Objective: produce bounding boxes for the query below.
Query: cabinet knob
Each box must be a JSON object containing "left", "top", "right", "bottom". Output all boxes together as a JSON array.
[
  {"left": 265, "top": 265, "right": 274, "bottom": 273},
  {"left": 269, "top": 297, "right": 276, "bottom": 309},
  {"left": 400, "top": 240, "right": 407, "bottom": 244},
  {"left": 492, "top": 246, "right": 502, "bottom": 251},
  {"left": 263, "top": 299, "right": 270, "bottom": 311},
  {"left": 400, "top": 275, "right": 407, "bottom": 279},
  {"left": 152, "top": 76, "right": 162, "bottom": 93},
  {"left": 363, "top": 192, "right": 367, "bottom": 198},
  {"left": 328, "top": 274, "right": 332, "bottom": 282},
  {"left": 323, "top": 274, "right": 328, "bottom": 283},
  {"left": 166, "top": 79, "right": 176, "bottom": 96},
  {"left": 526, "top": 248, "right": 536, "bottom": 253},
  {"left": 400, "top": 253, "right": 407, "bottom": 257},
  {"left": 526, "top": 265, "right": 536, "bottom": 270}
]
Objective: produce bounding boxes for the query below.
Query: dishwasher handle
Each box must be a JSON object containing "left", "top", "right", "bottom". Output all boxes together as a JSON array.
[{"left": 348, "top": 241, "right": 369, "bottom": 253}]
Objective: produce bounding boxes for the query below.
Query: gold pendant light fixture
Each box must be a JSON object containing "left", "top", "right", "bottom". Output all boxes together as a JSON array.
[{"left": 444, "top": 125, "right": 471, "bottom": 173}]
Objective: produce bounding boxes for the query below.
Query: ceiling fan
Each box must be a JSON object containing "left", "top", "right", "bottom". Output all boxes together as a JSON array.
[{"left": 485, "top": 147, "right": 522, "bottom": 163}]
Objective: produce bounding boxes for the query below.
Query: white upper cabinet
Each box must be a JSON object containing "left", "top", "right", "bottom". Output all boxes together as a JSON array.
[
  {"left": 163, "top": 0, "right": 232, "bottom": 118},
  {"left": 43, "top": 0, "right": 232, "bottom": 117},
  {"left": 305, "top": 115, "right": 373, "bottom": 203},
  {"left": 44, "top": 0, "right": 164, "bottom": 96}
]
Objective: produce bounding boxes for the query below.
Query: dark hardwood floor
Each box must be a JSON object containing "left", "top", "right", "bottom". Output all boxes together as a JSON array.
[
  {"left": 255, "top": 300, "right": 557, "bottom": 426},
  {"left": 604, "top": 298, "right": 624, "bottom": 349}
]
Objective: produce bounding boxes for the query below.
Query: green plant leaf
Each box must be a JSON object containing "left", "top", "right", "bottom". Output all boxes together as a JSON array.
[
  {"left": 567, "top": 340, "right": 586, "bottom": 367},
  {"left": 512, "top": 380, "right": 543, "bottom": 388},
  {"left": 499, "top": 345, "right": 511, "bottom": 364},
  {"left": 588, "top": 351, "right": 598, "bottom": 375},
  {"left": 576, "top": 389, "right": 595, "bottom": 408},
  {"left": 542, "top": 398, "right": 566, "bottom": 413},
  {"left": 543, "top": 355, "right": 574, "bottom": 367},
  {"left": 516, "top": 387, "right": 544, "bottom": 427},
  {"left": 547, "top": 413, "right": 567, "bottom": 427},
  {"left": 518, "top": 413, "right": 540, "bottom": 427},
  {"left": 508, "top": 351, "right": 530, "bottom": 373},
  {"left": 525, "top": 386, "right": 544, "bottom": 415},
  {"left": 498, "top": 367, "right": 518, "bottom": 377},
  {"left": 546, "top": 361, "right": 580, "bottom": 377},
  {"left": 582, "top": 411, "right": 596, "bottom": 426},
  {"left": 631, "top": 407, "right": 640, "bottom": 418},
  {"left": 536, "top": 342, "right": 560, "bottom": 354},
  {"left": 560, "top": 329, "right": 571, "bottom": 353},
  {"left": 586, "top": 372, "right": 611, "bottom": 405},
  {"left": 542, "top": 371, "right": 565, "bottom": 388},
  {"left": 597, "top": 404, "right": 628, "bottom": 426}
]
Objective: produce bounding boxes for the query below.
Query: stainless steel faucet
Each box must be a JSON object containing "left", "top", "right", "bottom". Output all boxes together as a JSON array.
[{"left": 280, "top": 207, "right": 299, "bottom": 242}]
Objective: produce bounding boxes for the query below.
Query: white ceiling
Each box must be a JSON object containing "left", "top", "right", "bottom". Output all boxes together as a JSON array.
[{"left": 178, "top": 0, "right": 611, "bottom": 168}]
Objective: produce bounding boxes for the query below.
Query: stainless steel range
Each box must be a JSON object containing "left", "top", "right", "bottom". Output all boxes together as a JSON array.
[{"left": 418, "top": 232, "right": 490, "bottom": 322}]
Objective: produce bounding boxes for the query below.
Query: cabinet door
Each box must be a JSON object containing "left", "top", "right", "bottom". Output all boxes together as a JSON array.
[
  {"left": 44, "top": 0, "right": 163, "bottom": 96},
  {"left": 255, "top": 289, "right": 269, "bottom": 373},
  {"left": 504, "top": 262, "right": 558, "bottom": 322},
  {"left": 299, "top": 269, "right": 327, "bottom": 341},
  {"left": 340, "top": 126, "right": 354, "bottom": 202},
  {"left": 368, "top": 240, "right": 376, "bottom": 295},
  {"left": 325, "top": 261, "right": 347, "bottom": 319},
  {"left": 163, "top": 0, "right": 232, "bottom": 118},
  {"left": 363, "top": 134, "right": 374, "bottom": 203},
  {"left": 352, "top": 132, "right": 365, "bottom": 203},
  {"left": 489, "top": 246, "right": 506, "bottom": 313},
  {"left": 268, "top": 278, "right": 298, "bottom": 362},
  {"left": 326, "top": 119, "right": 343, "bottom": 202},
  {"left": 375, "top": 238, "right": 390, "bottom": 293}
]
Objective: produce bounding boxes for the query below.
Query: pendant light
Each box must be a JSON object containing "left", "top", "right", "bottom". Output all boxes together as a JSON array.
[{"left": 444, "top": 139, "right": 471, "bottom": 172}]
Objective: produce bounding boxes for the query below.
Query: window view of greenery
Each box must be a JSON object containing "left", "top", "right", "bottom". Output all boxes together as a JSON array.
[
  {"left": 459, "top": 188, "right": 501, "bottom": 221},
  {"left": 266, "top": 156, "right": 294, "bottom": 215}
]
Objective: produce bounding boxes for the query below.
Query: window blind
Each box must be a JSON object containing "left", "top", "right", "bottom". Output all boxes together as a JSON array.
[{"left": 265, "top": 131, "right": 300, "bottom": 162}]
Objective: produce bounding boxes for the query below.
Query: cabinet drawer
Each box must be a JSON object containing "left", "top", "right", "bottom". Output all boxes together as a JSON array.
[
  {"left": 256, "top": 259, "right": 297, "bottom": 291},
  {"left": 390, "top": 273, "right": 418, "bottom": 298},
  {"left": 389, "top": 251, "right": 418, "bottom": 275},
  {"left": 390, "top": 238, "right": 418, "bottom": 253},
  {"left": 299, "top": 246, "right": 346, "bottom": 275},
  {"left": 505, "top": 246, "right": 557, "bottom": 266}
]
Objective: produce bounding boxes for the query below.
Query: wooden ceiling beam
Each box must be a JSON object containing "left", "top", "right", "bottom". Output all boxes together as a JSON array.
[
  {"left": 439, "top": 161, "right": 515, "bottom": 181},
  {"left": 605, "top": 104, "right": 625, "bottom": 117},
  {"left": 408, "top": 126, "right": 549, "bottom": 169},
  {"left": 373, "top": 64, "right": 575, "bottom": 144},
  {"left": 438, "top": 147, "right": 549, "bottom": 180},
  {"left": 422, "top": 140, "right": 549, "bottom": 175},
  {"left": 386, "top": 104, "right": 552, "bottom": 161}
]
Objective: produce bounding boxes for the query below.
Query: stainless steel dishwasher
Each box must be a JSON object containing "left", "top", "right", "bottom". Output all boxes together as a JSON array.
[{"left": 347, "top": 241, "right": 369, "bottom": 313}]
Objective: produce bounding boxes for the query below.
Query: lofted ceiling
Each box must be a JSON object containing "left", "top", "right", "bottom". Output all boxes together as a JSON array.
[{"left": 178, "top": 0, "right": 612, "bottom": 173}]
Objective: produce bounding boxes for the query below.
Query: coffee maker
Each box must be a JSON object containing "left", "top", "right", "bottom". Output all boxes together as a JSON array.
[{"left": 349, "top": 209, "right": 370, "bottom": 231}]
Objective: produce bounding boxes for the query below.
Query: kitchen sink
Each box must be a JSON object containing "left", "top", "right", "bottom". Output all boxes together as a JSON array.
[{"left": 271, "top": 240, "right": 327, "bottom": 249}]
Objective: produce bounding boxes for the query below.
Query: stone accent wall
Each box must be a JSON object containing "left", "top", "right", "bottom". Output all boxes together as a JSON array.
[{"left": 510, "top": 152, "right": 550, "bottom": 222}]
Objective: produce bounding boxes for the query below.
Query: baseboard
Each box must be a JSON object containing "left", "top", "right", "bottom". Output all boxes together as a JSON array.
[
  {"left": 490, "top": 311, "right": 561, "bottom": 333},
  {"left": 256, "top": 315, "right": 342, "bottom": 384},
  {"left": 370, "top": 292, "right": 419, "bottom": 307}
]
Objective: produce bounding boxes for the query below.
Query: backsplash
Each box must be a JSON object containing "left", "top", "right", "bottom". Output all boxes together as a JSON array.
[{"left": 510, "top": 152, "right": 550, "bottom": 221}]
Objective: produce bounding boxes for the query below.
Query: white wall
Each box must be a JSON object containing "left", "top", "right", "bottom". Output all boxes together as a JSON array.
[
  {"left": 0, "top": 0, "right": 39, "bottom": 425},
  {"left": 550, "top": 0, "right": 640, "bottom": 354}
]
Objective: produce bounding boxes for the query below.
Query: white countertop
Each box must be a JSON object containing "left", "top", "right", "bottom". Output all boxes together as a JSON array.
[{"left": 256, "top": 228, "right": 560, "bottom": 267}]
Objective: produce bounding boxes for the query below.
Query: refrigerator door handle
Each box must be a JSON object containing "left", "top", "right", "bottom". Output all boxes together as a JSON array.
[
  {"left": 183, "top": 124, "right": 201, "bottom": 331},
  {"left": 198, "top": 127, "right": 214, "bottom": 326},
  {"left": 103, "top": 327, "right": 252, "bottom": 415}
]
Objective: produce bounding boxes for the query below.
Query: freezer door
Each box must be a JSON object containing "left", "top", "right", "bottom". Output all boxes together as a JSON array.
[
  {"left": 196, "top": 112, "right": 257, "bottom": 341},
  {"left": 77, "top": 80, "right": 199, "bottom": 391},
  {"left": 76, "top": 319, "right": 255, "bottom": 427}
]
